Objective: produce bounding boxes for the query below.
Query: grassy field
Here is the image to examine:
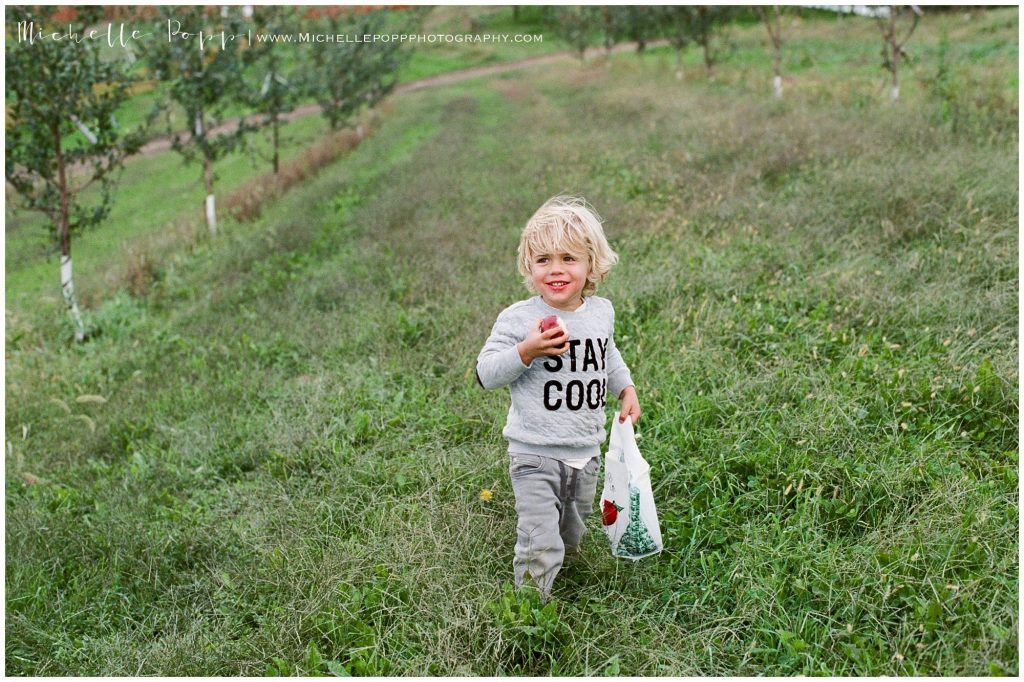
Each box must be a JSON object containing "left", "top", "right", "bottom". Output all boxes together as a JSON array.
[{"left": 5, "top": 7, "right": 1019, "bottom": 676}]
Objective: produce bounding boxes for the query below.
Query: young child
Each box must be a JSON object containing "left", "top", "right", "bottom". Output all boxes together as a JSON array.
[{"left": 475, "top": 195, "right": 641, "bottom": 602}]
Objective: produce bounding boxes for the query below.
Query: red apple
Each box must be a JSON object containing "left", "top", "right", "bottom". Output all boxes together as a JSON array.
[
  {"left": 539, "top": 315, "right": 566, "bottom": 340},
  {"left": 602, "top": 499, "right": 623, "bottom": 526}
]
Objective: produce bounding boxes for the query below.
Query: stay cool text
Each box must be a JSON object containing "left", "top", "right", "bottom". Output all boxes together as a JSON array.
[{"left": 541, "top": 337, "right": 609, "bottom": 411}]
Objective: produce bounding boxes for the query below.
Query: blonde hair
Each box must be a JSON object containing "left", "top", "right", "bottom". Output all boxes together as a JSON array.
[{"left": 516, "top": 195, "right": 619, "bottom": 297}]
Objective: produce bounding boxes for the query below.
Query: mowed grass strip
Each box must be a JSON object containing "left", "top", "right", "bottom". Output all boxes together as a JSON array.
[{"left": 5, "top": 11, "right": 1018, "bottom": 677}]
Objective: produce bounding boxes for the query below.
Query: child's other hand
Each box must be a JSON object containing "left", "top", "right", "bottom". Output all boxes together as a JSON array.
[
  {"left": 517, "top": 318, "right": 569, "bottom": 365},
  {"left": 618, "top": 386, "right": 641, "bottom": 424}
]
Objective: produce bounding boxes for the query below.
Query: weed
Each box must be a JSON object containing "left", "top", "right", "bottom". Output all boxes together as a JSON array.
[{"left": 486, "top": 583, "right": 569, "bottom": 672}]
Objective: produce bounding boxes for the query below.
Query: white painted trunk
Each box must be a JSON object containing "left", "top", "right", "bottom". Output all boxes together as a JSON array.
[
  {"left": 773, "top": 75, "right": 783, "bottom": 99},
  {"left": 890, "top": 84, "right": 900, "bottom": 101},
  {"left": 195, "top": 114, "right": 203, "bottom": 136},
  {"left": 206, "top": 194, "right": 217, "bottom": 234},
  {"left": 676, "top": 70, "right": 683, "bottom": 81},
  {"left": 60, "top": 255, "right": 85, "bottom": 342},
  {"left": 69, "top": 114, "right": 98, "bottom": 144}
]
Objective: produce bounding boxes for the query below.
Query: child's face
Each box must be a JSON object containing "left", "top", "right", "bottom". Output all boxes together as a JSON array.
[{"left": 529, "top": 249, "right": 590, "bottom": 310}]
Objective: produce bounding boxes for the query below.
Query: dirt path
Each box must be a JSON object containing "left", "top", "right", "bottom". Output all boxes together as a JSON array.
[{"left": 134, "top": 41, "right": 665, "bottom": 157}]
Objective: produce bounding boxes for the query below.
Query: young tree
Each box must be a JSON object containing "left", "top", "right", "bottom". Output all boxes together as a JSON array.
[
  {"left": 874, "top": 5, "right": 923, "bottom": 101},
  {"left": 655, "top": 6, "right": 696, "bottom": 80},
  {"left": 600, "top": 6, "right": 617, "bottom": 57},
  {"left": 247, "top": 5, "right": 302, "bottom": 174},
  {"left": 6, "top": 5, "right": 153, "bottom": 341},
  {"left": 620, "top": 6, "right": 661, "bottom": 55},
  {"left": 756, "top": 6, "right": 785, "bottom": 98},
  {"left": 691, "top": 6, "right": 738, "bottom": 78},
  {"left": 142, "top": 5, "right": 262, "bottom": 235},
  {"left": 552, "top": 6, "right": 601, "bottom": 62},
  {"left": 306, "top": 8, "right": 421, "bottom": 131}
]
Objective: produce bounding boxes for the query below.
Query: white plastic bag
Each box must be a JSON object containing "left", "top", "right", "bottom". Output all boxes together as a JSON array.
[{"left": 600, "top": 416, "right": 663, "bottom": 560}]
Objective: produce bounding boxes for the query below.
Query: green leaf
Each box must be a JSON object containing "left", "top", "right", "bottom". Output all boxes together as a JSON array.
[
  {"left": 326, "top": 660, "right": 351, "bottom": 676},
  {"left": 305, "top": 641, "right": 323, "bottom": 674}
]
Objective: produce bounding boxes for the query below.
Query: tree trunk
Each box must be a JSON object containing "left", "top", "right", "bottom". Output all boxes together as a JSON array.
[
  {"left": 272, "top": 114, "right": 280, "bottom": 175},
  {"left": 270, "top": 58, "right": 281, "bottom": 174},
  {"left": 889, "top": 7, "right": 900, "bottom": 101},
  {"left": 53, "top": 121, "right": 85, "bottom": 342},
  {"left": 675, "top": 47, "right": 683, "bottom": 80},
  {"left": 203, "top": 151, "right": 217, "bottom": 235},
  {"left": 772, "top": 7, "right": 783, "bottom": 97},
  {"left": 194, "top": 110, "right": 217, "bottom": 234},
  {"left": 702, "top": 37, "right": 713, "bottom": 78},
  {"left": 772, "top": 40, "right": 782, "bottom": 98}
]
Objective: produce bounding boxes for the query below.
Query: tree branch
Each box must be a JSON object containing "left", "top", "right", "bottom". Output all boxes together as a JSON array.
[{"left": 896, "top": 6, "right": 923, "bottom": 50}]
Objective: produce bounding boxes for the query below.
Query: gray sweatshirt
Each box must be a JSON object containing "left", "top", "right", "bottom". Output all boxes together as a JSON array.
[{"left": 476, "top": 295, "right": 634, "bottom": 460}]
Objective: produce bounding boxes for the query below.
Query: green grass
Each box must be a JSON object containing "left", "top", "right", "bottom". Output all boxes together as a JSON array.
[{"left": 5, "top": 7, "right": 1018, "bottom": 676}]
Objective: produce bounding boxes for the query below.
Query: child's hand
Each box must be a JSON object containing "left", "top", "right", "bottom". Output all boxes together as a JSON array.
[
  {"left": 517, "top": 318, "right": 569, "bottom": 365},
  {"left": 618, "top": 386, "right": 641, "bottom": 424}
]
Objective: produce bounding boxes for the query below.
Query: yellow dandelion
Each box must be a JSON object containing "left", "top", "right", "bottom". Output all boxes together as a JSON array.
[{"left": 479, "top": 489, "right": 493, "bottom": 502}]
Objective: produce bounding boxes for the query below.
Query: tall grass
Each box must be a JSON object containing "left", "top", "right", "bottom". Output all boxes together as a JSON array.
[{"left": 5, "top": 8, "right": 1017, "bottom": 676}]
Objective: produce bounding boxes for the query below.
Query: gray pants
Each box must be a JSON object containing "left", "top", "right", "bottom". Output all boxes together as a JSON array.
[{"left": 508, "top": 452, "right": 600, "bottom": 600}]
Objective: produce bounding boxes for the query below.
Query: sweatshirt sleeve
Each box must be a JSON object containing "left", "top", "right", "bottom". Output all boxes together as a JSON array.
[
  {"left": 606, "top": 302, "right": 634, "bottom": 399},
  {"left": 476, "top": 309, "right": 533, "bottom": 390}
]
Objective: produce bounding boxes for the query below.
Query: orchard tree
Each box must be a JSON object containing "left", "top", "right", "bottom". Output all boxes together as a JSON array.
[
  {"left": 552, "top": 6, "right": 601, "bottom": 62},
  {"left": 619, "top": 6, "right": 661, "bottom": 55},
  {"left": 600, "top": 6, "right": 618, "bottom": 56},
  {"left": 756, "top": 6, "right": 786, "bottom": 98},
  {"left": 691, "top": 6, "right": 738, "bottom": 78},
  {"left": 655, "top": 6, "right": 696, "bottom": 80},
  {"left": 306, "top": 8, "right": 422, "bottom": 131},
  {"left": 247, "top": 5, "right": 303, "bottom": 174},
  {"left": 142, "top": 5, "right": 262, "bottom": 235},
  {"left": 5, "top": 5, "right": 153, "bottom": 341},
  {"left": 874, "top": 5, "right": 923, "bottom": 101}
]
